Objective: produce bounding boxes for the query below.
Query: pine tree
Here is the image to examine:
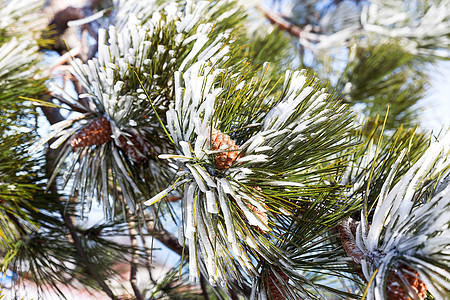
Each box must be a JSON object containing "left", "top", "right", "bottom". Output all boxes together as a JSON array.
[{"left": 1, "top": 0, "right": 449, "bottom": 299}]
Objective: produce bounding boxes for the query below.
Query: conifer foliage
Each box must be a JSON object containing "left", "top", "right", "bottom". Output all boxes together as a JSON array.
[{"left": 1, "top": 0, "right": 449, "bottom": 299}]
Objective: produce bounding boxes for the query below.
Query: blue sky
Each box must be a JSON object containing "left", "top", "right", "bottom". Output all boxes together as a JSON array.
[{"left": 420, "top": 61, "right": 450, "bottom": 132}]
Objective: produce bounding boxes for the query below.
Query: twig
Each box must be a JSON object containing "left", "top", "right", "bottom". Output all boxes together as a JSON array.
[
  {"left": 257, "top": 5, "right": 303, "bottom": 38},
  {"left": 147, "top": 220, "right": 187, "bottom": 257},
  {"left": 127, "top": 212, "right": 145, "bottom": 300},
  {"left": 166, "top": 195, "right": 182, "bottom": 202},
  {"left": 268, "top": 270, "right": 289, "bottom": 300},
  {"left": 5, "top": 211, "right": 28, "bottom": 236},
  {"left": 62, "top": 213, "right": 117, "bottom": 300},
  {"left": 136, "top": 212, "right": 154, "bottom": 279},
  {"left": 146, "top": 221, "right": 253, "bottom": 298},
  {"left": 49, "top": 6, "right": 85, "bottom": 36},
  {"left": 41, "top": 99, "right": 65, "bottom": 125},
  {"left": 49, "top": 92, "right": 90, "bottom": 114},
  {"left": 48, "top": 47, "right": 81, "bottom": 73}
]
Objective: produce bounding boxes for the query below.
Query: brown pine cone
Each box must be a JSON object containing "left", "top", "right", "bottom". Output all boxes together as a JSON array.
[
  {"left": 247, "top": 186, "right": 269, "bottom": 234},
  {"left": 70, "top": 116, "right": 112, "bottom": 148},
  {"left": 386, "top": 265, "right": 427, "bottom": 300},
  {"left": 337, "top": 218, "right": 364, "bottom": 264},
  {"left": 248, "top": 203, "right": 268, "bottom": 227},
  {"left": 246, "top": 202, "right": 269, "bottom": 235},
  {"left": 210, "top": 128, "right": 240, "bottom": 170},
  {"left": 117, "top": 131, "right": 149, "bottom": 165},
  {"left": 210, "top": 130, "right": 269, "bottom": 232}
]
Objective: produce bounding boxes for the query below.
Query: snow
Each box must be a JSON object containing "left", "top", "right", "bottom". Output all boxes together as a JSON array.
[
  {"left": 186, "top": 164, "right": 208, "bottom": 192},
  {"left": 217, "top": 181, "right": 237, "bottom": 247},
  {"left": 357, "top": 130, "right": 450, "bottom": 299},
  {"left": 194, "top": 164, "right": 216, "bottom": 188},
  {"left": 188, "top": 234, "right": 199, "bottom": 282},
  {"left": 205, "top": 190, "right": 218, "bottom": 213}
]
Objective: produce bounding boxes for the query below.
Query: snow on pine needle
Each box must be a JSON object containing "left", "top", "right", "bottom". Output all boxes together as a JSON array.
[
  {"left": 31, "top": 1, "right": 233, "bottom": 214},
  {"left": 146, "top": 60, "right": 356, "bottom": 289},
  {"left": 0, "top": 0, "right": 47, "bottom": 122},
  {"left": 0, "top": 38, "right": 42, "bottom": 112},
  {"left": 346, "top": 131, "right": 450, "bottom": 300},
  {"left": 0, "top": 0, "right": 47, "bottom": 39}
]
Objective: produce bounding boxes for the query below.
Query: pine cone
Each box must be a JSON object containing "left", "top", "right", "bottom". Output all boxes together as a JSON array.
[
  {"left": 248, "top": 203, "right": 268, "bottom": 228},
  {"left": 210, "top": 130, "right": 269, "bottom": 231},
  {"left": 337, "top": 218, "right": 364, "bottom": 263},
  {"left": 210, "top": 129, "right": 240, "bottom": 170},
  {"left": 386, "top": 265, "right": 427, "bottom": 300},
  {"left": 247, "top": 186, "right": 269, "bottom": 234},
  {"left": 117, "top": 132, "right": 149, "bottom": 165},
  {"left": 70, "top": 117, "right": 112, "bottom": 148},
  {"left": 268, "top": 270, "right": 289, "bottom": 300}
]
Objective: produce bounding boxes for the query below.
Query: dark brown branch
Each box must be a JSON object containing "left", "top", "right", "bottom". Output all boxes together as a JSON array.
[
  {"left": 40, "top": 95, "right": 66, "bottom": 193},
  {"left": 166, "top": 195, "right": 182, "bottom": 202},
  {"left": 43, "top": 0, "right": 107, "bottom": 59},
  {"left": 41, "top": 100, "right": 65, "bottom": 125},
  {"left": 147, "top": 220, "right": 187, "bottom": 257},
  {"left": 62, "top": 213, "right": 117, "bottom": 300},
  {"left": 268, "top": 270, "right": 289, "bottom": 300},
  {"left": 5, "top": 211, "right": 28, "bottom": 236},
  {"left": 49, "top": 6, "right": 85, "bottom": 36},
  {"left": 228, "top": 287, "right": 239, "bottom": 300},
  {"left": 145, "top": 221, "right": 254, "bottom": 298}
]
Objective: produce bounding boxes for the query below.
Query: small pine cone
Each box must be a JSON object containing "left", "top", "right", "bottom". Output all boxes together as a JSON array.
[
  {"left": 268, "top": 270, "right": 289, "bottom": 300},
  {"left": 337, "top": 218, "right": 364, "bottom": 263},
  {"left": 247, "top": 203, "right": 269, "bottom": 233},
  {"left": 71, "top": 117, "right": 112, "bottom": 148},
  {"left": 211, "top": 129, "right": 240, "bottom": 170},
  {"left": 386, "top": 265, "right": 427, "bottom": 300},
  {"left": 117, "top": 132, "right": 149, "bottom": 165},
  {"left": 247, "top": 186, "right": 269, "bottom": 234}
]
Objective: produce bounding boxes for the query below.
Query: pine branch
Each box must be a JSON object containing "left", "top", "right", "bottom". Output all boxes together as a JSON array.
[
  {"left": 41, "top": 103, "right": 65, "bottom": 125},
  {"left": 5, "top": 211, "right": 28, "bottom": 237},
  {"left": 257, "top": 5, "right": 303, "bottom": 38},
  {"left": 49, "top": 92, "right": 90, "bottom": 114},
  {"left": 62, "top": 213, "right": 117, "bottom": 300},
  {"left": 146, "top": 220, "right": 186, "bottom": 257},
  {"left": 342, "top": 130, "right": 450, "bottom": 299},
  {"left": 147, "top": 219, "right": 252, "bottom": 298},
  {"left": 44, "top": 0, "right": 107, "bottom": 58},
  {"left": 14, "top": 1, "right": 449, "bottom": 299}
]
